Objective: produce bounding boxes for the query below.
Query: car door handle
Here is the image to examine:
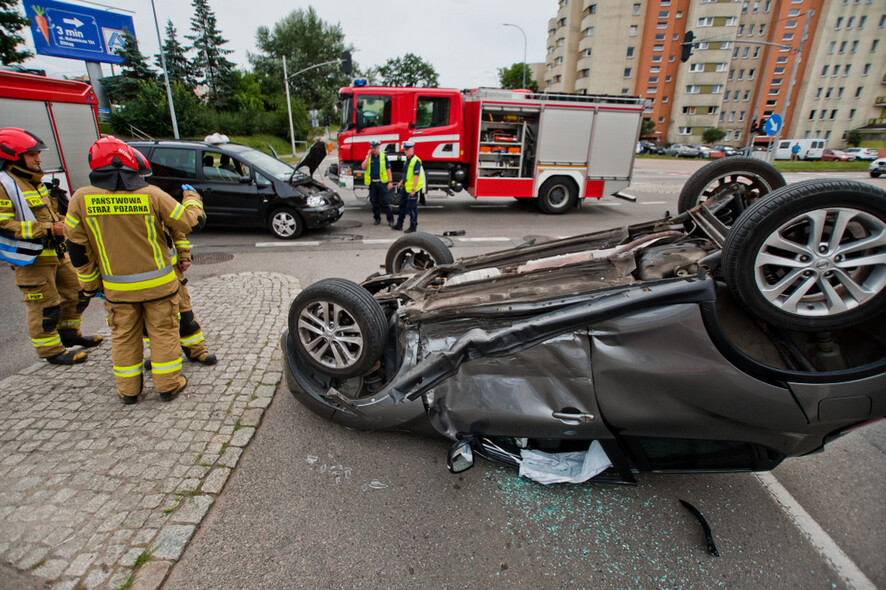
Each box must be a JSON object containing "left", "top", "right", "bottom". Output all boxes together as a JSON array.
[{"left": 552, "top": 411, "right": 595, "bottom": 424}]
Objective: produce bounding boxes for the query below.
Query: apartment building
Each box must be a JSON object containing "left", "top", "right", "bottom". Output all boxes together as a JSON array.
[{"left": 545, "top": 0, "right": 886, "bottom": 147}]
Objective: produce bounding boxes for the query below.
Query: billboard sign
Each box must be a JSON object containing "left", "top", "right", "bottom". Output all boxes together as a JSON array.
[{"left": 25, "top": 1, "right": 136, "bottom": 64}]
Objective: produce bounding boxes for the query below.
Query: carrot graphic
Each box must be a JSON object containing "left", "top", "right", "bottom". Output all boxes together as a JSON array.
[{"left": 32, "top": 6, "right": 49, "bottom": 44}]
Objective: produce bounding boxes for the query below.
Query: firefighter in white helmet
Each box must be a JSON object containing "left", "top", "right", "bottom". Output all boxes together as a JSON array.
[
  {"left": 64, "top": 137, "right": 206, "bottom": 404},
  {"left": 0, "top": 127, "right": 102, "bottom": 365}
]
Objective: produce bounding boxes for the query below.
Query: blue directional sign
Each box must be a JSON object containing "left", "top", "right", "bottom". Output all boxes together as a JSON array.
[
  {"left": 764, "top": 113, "right": 783, "bottom": 136},
  {"left": 24, "top": 1, "right": 136, "bottom": 64}
]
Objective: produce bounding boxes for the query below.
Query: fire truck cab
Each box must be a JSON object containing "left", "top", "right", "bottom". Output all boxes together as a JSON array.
[{"left": 334, "top": 85, "right": 646, "bottom": 214}]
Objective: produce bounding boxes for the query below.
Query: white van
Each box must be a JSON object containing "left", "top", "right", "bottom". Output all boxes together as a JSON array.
[{"left": 774, "top": 139, "right": 826, "bottom": 161}]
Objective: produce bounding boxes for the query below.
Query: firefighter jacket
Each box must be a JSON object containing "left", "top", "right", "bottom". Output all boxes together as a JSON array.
[
  {"left": 0, "top": 166, "right": 66, "bottom": 266},
  {"left": 64, "top": 185, "right": 204, "bottom": 303}
]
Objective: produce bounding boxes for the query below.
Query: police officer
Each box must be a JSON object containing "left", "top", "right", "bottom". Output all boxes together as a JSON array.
[
  {"left": 64, "top": 137, "right": 206, "bottom": 404},
  {"left": 393, "top": 141, "right": 425, "bottom": 234},
  {"left": 361, "top": 140, "right": 394, "bottom": 226},
  {"left": 0, "top": 127, "right": 102, "bottom": 365}
]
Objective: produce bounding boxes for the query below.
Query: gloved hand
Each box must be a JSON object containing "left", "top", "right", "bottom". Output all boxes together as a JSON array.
[{"left": 181, "top": 184, "right": 196, "bottom": 192}]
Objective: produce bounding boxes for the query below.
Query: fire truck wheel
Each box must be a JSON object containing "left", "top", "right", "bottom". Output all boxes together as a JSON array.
[
  {"left": 385, "top": 232, "right": 454, "bottom": 274},
  {"left": 537, "top": 177, "right": 577, "bottom": 215}
]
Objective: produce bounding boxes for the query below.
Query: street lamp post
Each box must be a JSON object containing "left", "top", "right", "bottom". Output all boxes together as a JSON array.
[
  {"left": 150, "top": 0, "right": 179, "bottom": 139},
  {"left": 503, "top": 23, "right": 527, "bottom": 89}
]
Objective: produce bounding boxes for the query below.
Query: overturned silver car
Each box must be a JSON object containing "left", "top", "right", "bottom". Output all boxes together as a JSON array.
[{"left": 281, "top": 178, "right": 886, "bottom": 483}]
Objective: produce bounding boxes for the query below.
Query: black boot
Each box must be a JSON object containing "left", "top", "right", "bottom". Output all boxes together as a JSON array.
[
  {"left": 59, "top": 330, "right": 103, "bottom": 348},
  {"left": 46, "top": 350, "right": 88, "bottom": 365}
]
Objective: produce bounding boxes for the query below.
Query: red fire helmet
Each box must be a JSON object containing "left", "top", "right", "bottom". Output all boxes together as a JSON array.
[
  {"left": 0, "top": 128, "right": 48, "bottom": 162},
  {"left": 87, "top": 136, "right": 139, "bottom": 171},
  {"left": 132, "top": 149, "right": 152, "bottom": 176}
]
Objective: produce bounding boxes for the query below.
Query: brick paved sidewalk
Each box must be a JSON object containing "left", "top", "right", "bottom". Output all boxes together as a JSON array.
[{"left": 0, "top": 272, "right": 301, "bottom": 590}]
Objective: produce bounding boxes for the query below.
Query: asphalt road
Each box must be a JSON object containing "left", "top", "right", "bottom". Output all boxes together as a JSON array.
[{"left": 2, "top": 159, "right": 883, "bottom": 588}]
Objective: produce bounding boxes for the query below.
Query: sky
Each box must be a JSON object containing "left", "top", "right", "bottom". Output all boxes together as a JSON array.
[{"left": 15, "top": 0, "right": 556, "bottom": 89}]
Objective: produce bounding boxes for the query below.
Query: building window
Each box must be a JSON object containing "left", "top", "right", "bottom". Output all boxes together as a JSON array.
[
  {"left": 855, "top": 87, "right": 863, "bottom": 97},
  {"left": 659, "top": 116, "right": 666, "bottom": 123},
  {"left": 748, "top": 68, "right": 755, "bottom": 79},
  {"left": 657, "top": 22, "right": 668, "bottom": 29},
  {"left": 738, "top": 24, "right": 744, "bottom": 36},
  {"left": 858, "top": 15, "right": 866, "bottom": 28},
  {"left": 557, "top": 38, "right": 565, "bottom": 46},
  {"left": 686, "top": 85, "right": 699, "bottom": 93},
  {"left": 728, "top": 111, "right": 735, "bottom": 122},
  {"left": 584, "top": 27, "right": 595, "bottom": 36},
  {"left": 786, "top": 20, "right": 797, "bottom": 29},
  {"left": 835, "top": 17, "right": 843, "bottom": 29},
  {"left": 627, "top": 47, "right": 635, "bottom": 58},
  {"left": 728, "top": 68, "right": 735, "bottom": 80},
  {"left": 825, "top": 87, "right": 833, "bottom": 98},
  {"left": 649, "top": 77, "right": 659, "bottom": 83},
  {"left": 880, "top": 14, "right": 886, "bottom": 28},
  {"left": 624, "top": 68, "right": 632, "bottom": 78},
  {"left": 621, "top": 88, "right": 630, "bottom": 94},
  {"left": 838, "top": 87, "right": 844, "bottom": 98},
  {"left": 815, "top": 87, "right": 822, "bottom": 98},
  {"left": 647, "top": 87, "right": 658, "bottom": 94},
  {"left": 808, "top": 110, "right": 816, "bottom": 120},
  {"left": 654, "top": 44, "right": 664, "bottom": 51},
  {"left": 690, "top": 63, "right": 704, "bottom": 72},
  {"left": 851, "top": 40, "right": 859, "bottom": 53},
  {"left": 655, "top": 33, "right": 666, "bottom": 40},
  {"left": 828, "top": 41, "right": 836, "bottom": 54},
  {"left": 771, "top": 78, "right": 782, "bottom": 86},
  {"left": 769, "top": 88, "right": 780, "bottom": 95},
  {"left": 724, "top": 90, "right": 731, "bottom": 100},
  {"left": 632, "top": 3, "right": 641, "bottom": 15},
  {"left": 788, "top": 8, "right": 800, "bottom": 16},
  {"left": 659, "top": 10, "right": 669, "bottom": 18},
  {"left": 739, "top": 111, "right": 746, "bottom": 121},
  {"left": 650, "top": 66, "right": 661, "bottom": 73},
  {"left": 738, "top": 69, "right": 745, "bottom": 79},
  {"left": 584, "top": 48, "right": 592, "bottom": 57},
  {"left": 734, "top": 130, "right": 741, "bottom": 141},
  {"left": 873, "top": 39, "right": 880, "bottom": 52},
  {"left": 743, "top": 90, "right": 750, "bottom": 101},
  {"left": 669, "top": 55, "right": 675, "bottom": 62},
  {"left": 698, "top": 17, "right": 713, "bottom": 27},
  {"left": 629, "top": 25, "right": 638, "bottom": 36},
  {"left": 774, "top": 67, "right": 785, "bottom": 74},
  {"left": 678, "top": 127, "right": 691, "bottom": 135},
  {"left": 849, "top": 108, "right": 856, "bottom": 119},
  {"left": 579, "top": 69, "right": 590, "bottom": 78},
  {"left": 676, "top": 11, "right": 682, "bottom": 18},
  {"left": 863, "top": 63, "right": 871, "bottom": 75},
  {"left": 776, "top": 56, "right": 788, "bottom": 64},
  {"left": 663, "top": 96, "right": 669, "bottom": 103},
  {"left": 587, "top": 4, "right": 596, "bottom": 14},
  {"left": 821, "top": 65, "right": 829, "bottom": 76},
  {"left": 847, "top": 16, "right": 855, "bottom": 29},
  {"left": 742, "top": 47, "right": 750, "bottom": 58},
  {"left": 819, "top": 111, "right": 826, "bottom": 120},
  {"left": 766, "top": 99, "right": 777, "bottom": 107},
  {"left": 758, "top": 24, "right": 765, "bottom": 36},
  {"left": 830, "top": 109, "right": 838, "bottom": 120},
  {"left": 733, "top": 47, "right": 740, "bottom": 58},
  {"left": 652, "top": 55, "right": 662, "bottom": 63},
  {"left": 783, "top": 33, "right": 794, "bottom": 41},
  {"left": 843, "top": 64, "right": 851, "bottom": 76},
  {"left": 753, "top": 47, "right": 760, "bottom": 58}
]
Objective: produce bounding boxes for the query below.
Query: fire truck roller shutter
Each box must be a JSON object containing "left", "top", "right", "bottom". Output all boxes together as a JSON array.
[{"left": 0, "top": 98, "right": 63, "bottom": 174}]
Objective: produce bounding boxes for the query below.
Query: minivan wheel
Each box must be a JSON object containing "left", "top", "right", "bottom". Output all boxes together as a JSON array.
[{"left": 268, "top": 208, "right": 304, "bottom": 239}]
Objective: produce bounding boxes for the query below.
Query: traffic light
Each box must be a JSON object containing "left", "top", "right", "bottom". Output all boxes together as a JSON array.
[
  {"left": 680, "top": 31, "right": 695, "bottom": 63},
  {"left": 751, "top": 118, "right": 767, "bottom": 134},
  {"left": 341, "top": 51, "right": 352, "bottom": 76}
]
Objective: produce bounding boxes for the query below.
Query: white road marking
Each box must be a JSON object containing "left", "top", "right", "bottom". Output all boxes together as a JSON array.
[
  {"left": 641, "top": 201, "right": 669, "bottom": 205},
  {"left": 255, "top": 241, "right": 320, "bottom": 247},
  {"left": 456, "top": 237, "right": 512, "bottom": 242},
  {"left": 363, "top": 239, "right": 396, "bottom": 244},
  {"left": 755, "top": 473, "right": 876, "bottom": 590}
]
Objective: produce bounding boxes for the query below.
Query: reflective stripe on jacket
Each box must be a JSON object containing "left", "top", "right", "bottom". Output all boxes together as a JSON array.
[
  {"left": 404, "top": 155, "right": 425, "bottom": 193},
  {"left": 64, "top": 185, "right": 204, "bottom": 303},
  {"left": 363, "top": 152, "right": 390, "bottom": 184},
  {"left": 0, "top": 171, "right": 59, "bottom": 266}
]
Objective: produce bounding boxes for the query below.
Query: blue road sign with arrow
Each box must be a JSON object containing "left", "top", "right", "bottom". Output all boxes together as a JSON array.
[
  {"left": 25, "top": 0, "right": 136, "bottom": 64},
  {"left": 764, "top": 113, "right": 783, "bottom": 136}
]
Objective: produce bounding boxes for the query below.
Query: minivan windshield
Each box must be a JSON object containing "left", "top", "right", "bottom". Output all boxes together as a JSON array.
[{"left": 237, "top": 147, "right": 307, "bottom": 182}]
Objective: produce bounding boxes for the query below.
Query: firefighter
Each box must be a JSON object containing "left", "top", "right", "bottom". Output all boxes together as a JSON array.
[
  {"left": 64, "top": 137, "right": 206, "bottom": 405},
  {"left": 360, "top": 140, "right": 395, "bottom": 226},
  {"left": 394, "top": 141, "right": 425, "bottom": 234},
  {"left": 132, "top": 151, "right": 216, "bottom": 367},
  {"left": 0, "top": 127, "right": 102, "bottom": 365}
]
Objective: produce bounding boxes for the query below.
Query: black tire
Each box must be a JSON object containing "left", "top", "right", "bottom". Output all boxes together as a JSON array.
[
  {"left": 872, "top": 172, "right": 882, "bottom": 178},
  {"left": 677, "top": 157, "right": 786, "bottom": 216},
  {"left": 288, "top": 278, "right": 387, "bottom": 378},
  {"left": 723, "top": 179, "right": 886, "bottom": 332},
  {"left": 267, "top": 207, "right": 304, "bottom": 239},
  {"left": 537, "top": 177, "right": 577, "bottom": 215},
  {"left": 385, "top": 232, "right": 454, "bottom": 274}
]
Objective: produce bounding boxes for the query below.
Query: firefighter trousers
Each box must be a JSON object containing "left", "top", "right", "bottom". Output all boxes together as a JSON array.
[
  {"left": 177, "top": 281, "right": 209, "bottom": 360},
  {"left": 14, "top": 259, "right": 87, "bottom": 358},
  {"left": 105, "top": 293, "right": 181, "bottom": 397}
]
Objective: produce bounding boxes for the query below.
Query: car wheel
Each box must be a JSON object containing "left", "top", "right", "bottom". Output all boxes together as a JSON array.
[
  {"left": 677, "top": 157, "right": 786, "bottom": 220},
  {"left": 288, "top": 278, "right": 388, "bottom": 378},
  {"left": 872, "top": 172, "right": 882, "bottom": 178},
  {"left": 537, "top": 177, "right": 577, "bottom": 215},
  {"left": 268, "top": 208, "right": 304, "bottom": 239},
  {"left": 723, "top": 179, "right": 886, "bottom": 332},
  {"left": 385, "top": 232, "right": 454, "bottom": 274}
]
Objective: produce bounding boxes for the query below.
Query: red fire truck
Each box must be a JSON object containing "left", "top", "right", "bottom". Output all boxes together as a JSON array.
[
  {"left": 332, "top": 85, "right": 647, "bottom": 214},
  {"left": 0, "top": 70, "right": 101, "bottom": 194}
]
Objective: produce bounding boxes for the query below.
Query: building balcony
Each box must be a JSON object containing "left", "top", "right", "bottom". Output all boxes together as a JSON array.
[
  {"left": 875, "top": 97, "right": 886, "bottom": 106},
  {"left": 868, "top": 118, "right": 886, "bottom": 125}
]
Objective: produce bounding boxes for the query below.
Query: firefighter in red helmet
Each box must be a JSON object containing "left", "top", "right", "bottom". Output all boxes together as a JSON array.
[
  {"left": 64, "top": 136, "right": 206, "bottom": 404},
  {"left": 0, "top": 127, "right": 102, "bottom": 365}
]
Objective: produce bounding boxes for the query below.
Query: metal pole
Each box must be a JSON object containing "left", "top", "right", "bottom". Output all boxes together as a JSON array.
[
  {"left": 774, "top": 9, "right": 814, "bottom": 148},
  {"left": 503, "top": 23, "right": 527, "bottom": 89},
  {"left": 150, "top": 0, "right": 179, "bottom": 139},
  {"left": 745, "top": 30, "right": 775, "bottom": 153},
  {"left": 283, "top": 56, "right": 296, "bottom": 157}
]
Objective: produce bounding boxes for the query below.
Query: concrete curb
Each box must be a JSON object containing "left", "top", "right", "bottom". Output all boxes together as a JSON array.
[{"left": 0, "top": 272, "right": 301, "bottom": 589}]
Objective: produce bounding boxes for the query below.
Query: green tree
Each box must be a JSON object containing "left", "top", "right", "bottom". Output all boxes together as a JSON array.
[
  {"left": 187, "top": 0, "right": 236, "bottom": 106},
  {"left": 377, "top": 53, "right": 438, "bottom": 87},
  {"left": 0, "top": 0, "right": 32, "bottom": 65},
  {"left": 640, "top": 117, "right": 656, "bottom": 138},
  {"left": 101, "top": 29, "right": 155, "bottom": 103},
  {"left": 250, "top": 7, "right": 350, "bottom": 110},
  {"left": 845, "top": 129, "right": 862, "bottom": 147},
  {"left": 155, "top": 20, "right": 194, "bottom": 89},
  {"left": 702, "top": 127, "right": 727, "bottom": 144},
  {"left": 109, "top": 80, "right": 212, "bottom": 138},
  {"left": 498, "top": 63, "right": 538, "bottom": 91}
]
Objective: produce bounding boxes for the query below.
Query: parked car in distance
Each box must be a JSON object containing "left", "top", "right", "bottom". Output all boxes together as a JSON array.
[
  {"left": 666, "top": 143, "right": 700, "bottom": 157},
  {"left": 821, "top": 149, "right": 856, "bottom": 162},
  {"left": 128, "top": 138, "right": 344, "bottom": 239},
  {"left": 870, "top": 157, "right": 886, "bottom": 178},
  {"left": 713, "top": 145, "right": 741, "bottom": 156},
  {"left": 694, "top": 145, "right": 726, "bottom": 159},
  {"left": 639, "top": 140, "right": 665, "bottom": 155},
  {"left": 844, "top": 147, "right": 880, "bottom": 161}
]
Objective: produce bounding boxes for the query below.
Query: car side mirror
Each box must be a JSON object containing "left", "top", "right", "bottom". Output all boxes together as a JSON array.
[{"left": 447, "top": 440, "right": 475, "bottom": 474}]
